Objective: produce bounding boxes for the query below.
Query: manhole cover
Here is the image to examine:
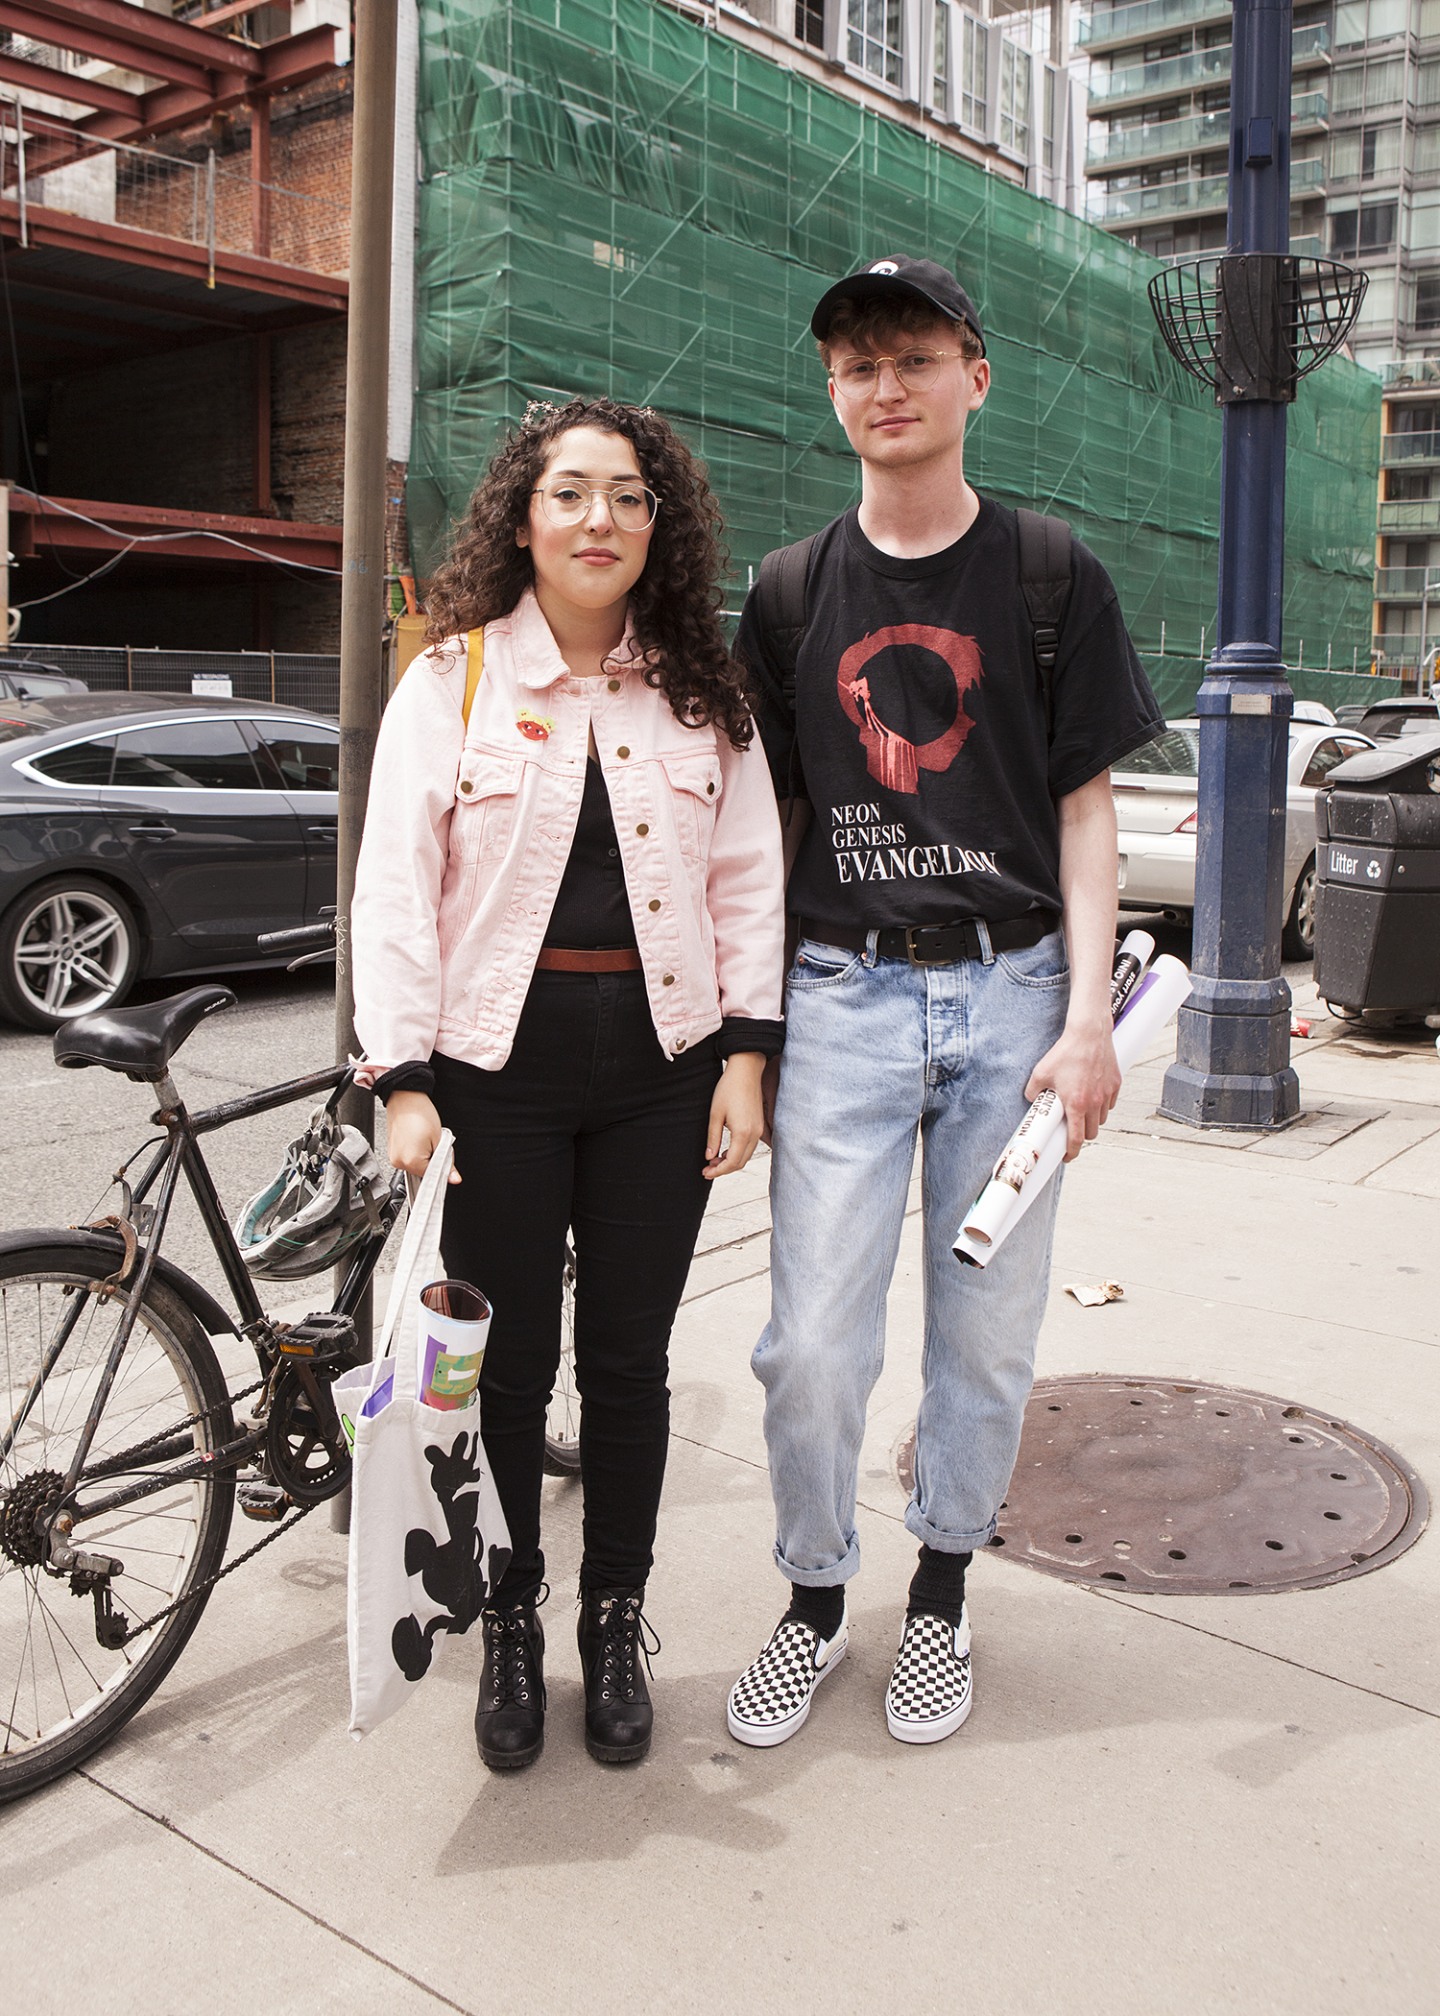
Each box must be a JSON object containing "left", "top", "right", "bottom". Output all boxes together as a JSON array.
[{"left": 893, "top": 1376, "right": 1428, "bottom": 1594}]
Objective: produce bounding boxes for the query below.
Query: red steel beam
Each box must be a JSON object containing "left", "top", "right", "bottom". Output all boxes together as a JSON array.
[
  {"left": 0, "top": 200, "right": 350, "bottom": 315},
  {"left": 10, "top": 491, "right": 343, "bottom": 571},
  {"left": 36, "top": 0, "right": 264, "bottom": 76},
  {"left": 193, "top": 0, "right": 296, "bottom": 28},
  {"left": 0, "top": 52, "right": 136, "bottom": 117},
  {"left": 0, "top": 1, "right": 217, "bottom": 91}
]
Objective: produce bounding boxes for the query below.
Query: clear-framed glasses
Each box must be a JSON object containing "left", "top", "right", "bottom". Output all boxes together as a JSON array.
[
  {"left": 829, "top": 349, "right": 968, "bottom": 399},
  {"left": 531, "top": 479, "right": 661, "bottom": 532}
]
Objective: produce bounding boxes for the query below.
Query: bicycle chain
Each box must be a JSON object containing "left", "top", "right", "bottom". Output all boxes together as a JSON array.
[
  {"left": 117, "top": 1499, "right": 318, "bottom": 1644},
  {"left": 90, "top": 1375, "right": 268, "bottom": 1478}
]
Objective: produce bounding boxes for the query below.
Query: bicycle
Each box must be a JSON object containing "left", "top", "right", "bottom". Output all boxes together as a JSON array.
[{"left": 0, "top": 955, "right": 580, "bottom": 1801}]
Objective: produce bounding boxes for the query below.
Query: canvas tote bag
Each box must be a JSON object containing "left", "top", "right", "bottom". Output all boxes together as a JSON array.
[{"left": 337, "top": 1130, "right": 511, "bottom": 1736}]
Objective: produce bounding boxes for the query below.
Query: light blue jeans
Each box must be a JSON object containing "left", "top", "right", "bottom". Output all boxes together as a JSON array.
[{"left": 754, "top": 927, "right": 1071, "bottom": 1584}]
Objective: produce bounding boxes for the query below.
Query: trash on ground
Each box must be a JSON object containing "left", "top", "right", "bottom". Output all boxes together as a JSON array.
[
  {"left": 1062, "top": 1280, "right": 1125, "bottom": 1308},
  {"left": 1291, "top": 1016, "right": 1311, "bottom": 1039}
]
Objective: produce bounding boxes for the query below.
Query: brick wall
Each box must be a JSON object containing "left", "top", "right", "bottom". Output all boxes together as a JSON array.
[{"left": 272, "top": 320, "right": 348, "bottom": 525}]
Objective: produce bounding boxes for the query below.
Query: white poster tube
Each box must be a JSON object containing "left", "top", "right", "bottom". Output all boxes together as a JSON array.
[{"left": 952, "top": 954, "right": 1192, "bottom": 1268}]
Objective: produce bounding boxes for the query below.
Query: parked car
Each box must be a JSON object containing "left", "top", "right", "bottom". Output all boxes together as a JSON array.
[
  {"left": 1339, "top": 695, "right": 1439, "bottom": 739},
  {"left": 0, "top": 662, "right": 88, "bottom": 702},
  {"left": 1112, "top": 718, "right": 1375, "bottom": 959},
  {"left": 0, "top": 693, "right": 339, "bottom": 1031}
]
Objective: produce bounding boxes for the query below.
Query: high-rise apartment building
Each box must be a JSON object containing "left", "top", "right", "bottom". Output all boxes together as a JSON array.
[{"left": 1083, "top": 0, "right": 1440, "bottom": 684}]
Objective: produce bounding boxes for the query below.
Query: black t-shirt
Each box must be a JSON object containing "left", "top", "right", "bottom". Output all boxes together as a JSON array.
[
  {"left": 736, "top": 499, "right": 1164, "bottom": 930},
  {"left": 543, "top": 757, "right": 638, "bottom": 949}
]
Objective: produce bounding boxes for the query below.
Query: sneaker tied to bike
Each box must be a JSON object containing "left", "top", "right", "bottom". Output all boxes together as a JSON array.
[
  {"left": 726, "top": 1605, "right": 848, "bottom": 1748},
  {"left": 577, "top": 1587, "right": 659, "bottom": 1765},
  {"left": 885, "top": 1604, "right": 972, "bottom": 1745},
  {"left": 475, "top": 1598, "right": 546, "bottom": 1771}
]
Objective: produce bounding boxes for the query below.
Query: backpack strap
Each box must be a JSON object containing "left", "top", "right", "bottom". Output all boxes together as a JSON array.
[
  {"left": 462, "top": 628, "right": 484, "bottom": 727},
  {"left": 1014, "top": 508, "right": 1073, "bottom": 739},
  {"left": 756, "top": 534, "right": 817, "bottom": 725}
]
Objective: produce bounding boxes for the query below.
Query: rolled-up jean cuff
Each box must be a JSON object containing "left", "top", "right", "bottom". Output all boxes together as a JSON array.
[
  {"left": 774, "top": 1538, "right": 861, "bottom": 1587},
  {"left": 904, "top": 1504, "right": 998, "bottom": 1554}
]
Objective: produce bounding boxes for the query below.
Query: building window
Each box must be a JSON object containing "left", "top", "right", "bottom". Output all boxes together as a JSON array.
[
  {"left": 795, "top": 1, "right": 825, "bottom": 49},
  {"left": 934, "top": 2, "right": 948, "bottom": 101},
  {"left": 1416, "top": 273, "right": 1440, "bottom": 329},
  {"left": 960, "top": 12, "right": 987, "bottom": 132},
  {"left": 1044, "top": 62, "right": 1056, "bottom": 173},
  {"left": 1330, "top": 200, "right": 1398, "bottom": 254},
  {"left": 848, "top": 0, "right": 902, "bottom": 86},
  {"left": 999, "top": 40, "right": 1031, "bottom": 157}
]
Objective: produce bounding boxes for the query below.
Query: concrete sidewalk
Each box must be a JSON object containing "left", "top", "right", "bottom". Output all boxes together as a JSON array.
[{"left": 4, "top": 983, "right": 1438, "bottom": 2015}]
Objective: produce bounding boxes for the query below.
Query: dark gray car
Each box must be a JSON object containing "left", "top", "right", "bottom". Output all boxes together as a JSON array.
[{"left": 0, "top": 693, "right": 339, "bottom": 1031}]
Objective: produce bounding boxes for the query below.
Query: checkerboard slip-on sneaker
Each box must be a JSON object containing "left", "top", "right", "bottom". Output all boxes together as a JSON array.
[
  {"left": 885, "top": 1606, "right": 973, "bottom": 1745},
  {"left": 726, "top": 1610, "right": 848, "bottom": 1749}
]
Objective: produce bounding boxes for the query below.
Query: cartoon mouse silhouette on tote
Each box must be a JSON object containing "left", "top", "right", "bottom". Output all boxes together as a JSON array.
[{"left": 391, "top": 1431, "right": 513, "bottom": 1682}]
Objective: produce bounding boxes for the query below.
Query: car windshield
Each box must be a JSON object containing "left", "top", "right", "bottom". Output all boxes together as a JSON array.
[
  {"left": 0, "top": 717, "right": 43, "bottom": 743},
  {"left": 1117, "top": 728, "right": 1199, "bottom": 777}
]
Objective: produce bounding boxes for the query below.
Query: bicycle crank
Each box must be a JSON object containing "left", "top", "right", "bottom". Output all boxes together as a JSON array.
[{"left": 264, "top": 1363, "right": 351, "bottom": 1504}]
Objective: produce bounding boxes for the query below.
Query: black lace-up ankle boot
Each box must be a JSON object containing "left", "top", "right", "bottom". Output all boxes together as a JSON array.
[
  {"left": 577, "top": 1587, "right": 657, "bottom": 1765},
  {"left": 475, "top": 1600, "right": 546, "bottom": 1770}
]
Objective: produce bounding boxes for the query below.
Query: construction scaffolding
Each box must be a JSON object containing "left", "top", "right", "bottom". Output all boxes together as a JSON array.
[{"left": 411, "top": 0, "right": 1390, "bottom": 718}]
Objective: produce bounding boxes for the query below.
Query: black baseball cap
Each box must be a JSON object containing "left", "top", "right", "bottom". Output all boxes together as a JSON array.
[{"left": 810, "top": 255, "right": 986, "bottom": 356}]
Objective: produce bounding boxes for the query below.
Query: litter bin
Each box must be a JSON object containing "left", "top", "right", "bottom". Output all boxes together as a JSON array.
[{"left": 1313, "top": 728, "right": 1440, "bottom": 1014}]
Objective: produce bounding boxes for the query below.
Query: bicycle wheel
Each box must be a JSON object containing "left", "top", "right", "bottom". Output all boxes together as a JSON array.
[
  {"left": 0, "top": 1240, "right": 236, "bottom": 1802},
  {"left": 542, "top": 1240, "right": 580, "bottom": 1476}
]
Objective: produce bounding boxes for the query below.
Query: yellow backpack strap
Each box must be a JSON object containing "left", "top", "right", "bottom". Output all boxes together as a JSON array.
[{"left": 462, "top": 628, "right": 484, "bottom": 727}]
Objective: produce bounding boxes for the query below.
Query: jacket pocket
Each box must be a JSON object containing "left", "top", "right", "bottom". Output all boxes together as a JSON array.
[
  {"left": 661, "top": 749, "right": 723, "bottom": 864},
  {"left": 452, "top": 751, "right": 524, "bottom": 860}
]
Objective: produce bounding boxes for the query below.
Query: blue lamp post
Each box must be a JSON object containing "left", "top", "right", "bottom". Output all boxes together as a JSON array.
[{"left": 1147, "top": 0, "right": 1365, "bottom": 1128}]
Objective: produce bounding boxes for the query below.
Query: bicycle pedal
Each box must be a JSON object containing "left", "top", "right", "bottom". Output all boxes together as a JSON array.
[
  {"left": 238, "top": 1481, "right": 291, "bottom": 1522},
  {"left": 276, "top": 1312, "right": 357, "bottom": 1365}
]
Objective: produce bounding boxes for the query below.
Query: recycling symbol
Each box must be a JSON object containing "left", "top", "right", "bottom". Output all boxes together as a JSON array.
[{"left": 1366, "top": 860, "right": 1382, "bottom": 880}]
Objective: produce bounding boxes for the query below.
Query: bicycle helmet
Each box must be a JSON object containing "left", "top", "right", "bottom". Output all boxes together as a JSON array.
[{"left": 235, "top": 1103, "right": 391, "bottom": 1280}]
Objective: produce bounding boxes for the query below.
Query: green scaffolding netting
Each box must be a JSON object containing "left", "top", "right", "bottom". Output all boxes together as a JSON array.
[{"left": 412, "top": 0, "right": 1391, "bottom": 718}]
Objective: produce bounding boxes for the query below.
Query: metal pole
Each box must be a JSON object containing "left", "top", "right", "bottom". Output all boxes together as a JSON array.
[
  {"left": 332, "top": 0, "right": 399, "bottom": 1529},
  {"left": 16, "top": 100, "right": 26, "bottom": 249},
  {"left": 1420, "top": 572, "right": 1431, "bottom": 676},
  {"left": 1160, "top": 0, "right": 1299, "bottom": 1131}
]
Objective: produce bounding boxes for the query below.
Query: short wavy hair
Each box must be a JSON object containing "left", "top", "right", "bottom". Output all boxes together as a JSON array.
[{"left": 422, "top": 397, "right": 752, "bottom": 750}]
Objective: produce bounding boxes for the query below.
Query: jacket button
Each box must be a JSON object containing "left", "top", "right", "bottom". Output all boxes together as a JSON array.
[
  {"left": 607, "top": 678, "right": 621, "bottom": 692},
  {"left": 662, "top": 973, "right": 675, "bottom": 986},
  {"left": 636, "top": 822, "right": 649, "bottom": 836},
  {"left": 459, "top": 779, "right": 474, "bottom": 795},
  {"left": 648, "top": 898, "right": 661, "bottom": 912},
  {"left": 675, "top": 1038, "right": 686, "bottom": 1051},
  {"left": 706, "top": 781, "right": 715, "bottom": 795},
  {"left": 617, "top": 745, "right": 630, "bottom": 759}
]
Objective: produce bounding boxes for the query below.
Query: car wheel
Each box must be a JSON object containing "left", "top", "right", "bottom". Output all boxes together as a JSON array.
[
  {"left": 1282, "top": 855, "right": 1317, "bottom": 962},
  {"left": 0, "top": 877, "right": 142, "bottom": 1033}
]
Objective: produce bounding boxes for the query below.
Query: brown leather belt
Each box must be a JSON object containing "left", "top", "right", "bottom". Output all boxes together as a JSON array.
[
  {"left": 797, "top": 911, "right": 1058, "bottom": 966},
  {"left": 536, "top": 946, "right": 643, "bottom": 973}
]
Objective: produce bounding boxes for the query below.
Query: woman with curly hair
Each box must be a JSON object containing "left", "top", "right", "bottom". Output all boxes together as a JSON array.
[{"left": 352, "top": 397, "right": 784, "bottom": 1772}]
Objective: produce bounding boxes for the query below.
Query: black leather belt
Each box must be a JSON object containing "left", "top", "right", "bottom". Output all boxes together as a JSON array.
[{"left": 797, "top": 911, "right": 1058, "bottom": 966}]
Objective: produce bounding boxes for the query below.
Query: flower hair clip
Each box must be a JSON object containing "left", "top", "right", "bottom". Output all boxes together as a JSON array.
[{"left": 521, "top": 398, "right": 560, "bottom": 428}]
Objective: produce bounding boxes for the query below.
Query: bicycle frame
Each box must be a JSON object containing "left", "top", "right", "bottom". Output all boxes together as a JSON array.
[{"left": 2, "top": 1063, "right": 396, "bottom": 1528}]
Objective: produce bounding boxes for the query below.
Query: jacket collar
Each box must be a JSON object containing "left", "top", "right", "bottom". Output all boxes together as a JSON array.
[{"left": 511, "top": 587, "right": 641, "bottom": 691}]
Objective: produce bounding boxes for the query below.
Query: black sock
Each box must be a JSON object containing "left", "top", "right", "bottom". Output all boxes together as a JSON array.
[
  {"left": 906, "top": 1545, "right": 971, "bottom": 1627},
  {"left": 784, "top": 1582, "right": 845, "bottom": 1641}
]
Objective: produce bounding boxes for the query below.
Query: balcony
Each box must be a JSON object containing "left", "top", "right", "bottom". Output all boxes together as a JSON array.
[
  {"left": 1384, "top": 358, "right": 1440, "bottom": 390},
  {"left": 1374, "top": 566, "right": 1440, "bottom": 599},
  {"left": 1091, "top": 173, "right": 1228, "bottom": 225},
  {"left": 1378, "top": 498, "right": 1440, "bottom": 533},
  {"left": 1382, "top": 431, "right": 1440, "bottom": 465},
  {"left": 1085, "top": 94, "right": 1328, "bottom": 172},
  {"left": 1089, "top": 25, "right": 1330, "bottom": 111},
  {"left": 1077, "top": 0, "right": 1233, "bottom": 53}
]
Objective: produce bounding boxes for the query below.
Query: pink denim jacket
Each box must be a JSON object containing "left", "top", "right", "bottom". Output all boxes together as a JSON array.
[{"left": 352, "top": 590, "right": 785, "bottom": 1074}]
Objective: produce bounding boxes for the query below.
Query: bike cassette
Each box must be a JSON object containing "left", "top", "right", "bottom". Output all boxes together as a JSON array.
[
  {"left": 2, "top": 1469, "right": 65, "bottom": 1568},
  {"left": 265, "top": 1364, "right": 350, "bottom": 1503},
  {"left": 275, "top": 1311, "right": 359, "bottom": 1366}
]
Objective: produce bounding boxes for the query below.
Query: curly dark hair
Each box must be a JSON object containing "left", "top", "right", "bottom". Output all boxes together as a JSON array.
[{"left": 422, "top": 397, "right": 752, "bottom": 750}]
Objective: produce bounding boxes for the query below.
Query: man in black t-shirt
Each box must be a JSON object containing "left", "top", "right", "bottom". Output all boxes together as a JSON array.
[{"left": 725, "top": 256, "right": 1163, "bottom": 1752}]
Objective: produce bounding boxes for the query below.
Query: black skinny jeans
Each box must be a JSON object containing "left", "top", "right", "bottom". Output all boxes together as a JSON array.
[{"left": 432, "top": 972, "right": 720, "bottom": 1606}]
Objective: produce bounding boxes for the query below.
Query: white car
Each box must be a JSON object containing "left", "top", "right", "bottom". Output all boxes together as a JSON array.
[{"left": 1112, "top": 718, "right": 1375, "bottom": 959}]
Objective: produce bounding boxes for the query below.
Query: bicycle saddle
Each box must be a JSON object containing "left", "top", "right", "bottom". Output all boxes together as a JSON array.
[{"left": 53, "top": 985, "right": 237, "bottom": 1081}]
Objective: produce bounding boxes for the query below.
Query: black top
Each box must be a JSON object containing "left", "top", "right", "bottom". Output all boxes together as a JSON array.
[
  {"left": 737, "top": 499, "right": 1164, "bottom": 932},
  {"left": 543, "top": 757, "right": 638, "bottom": 950}
]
